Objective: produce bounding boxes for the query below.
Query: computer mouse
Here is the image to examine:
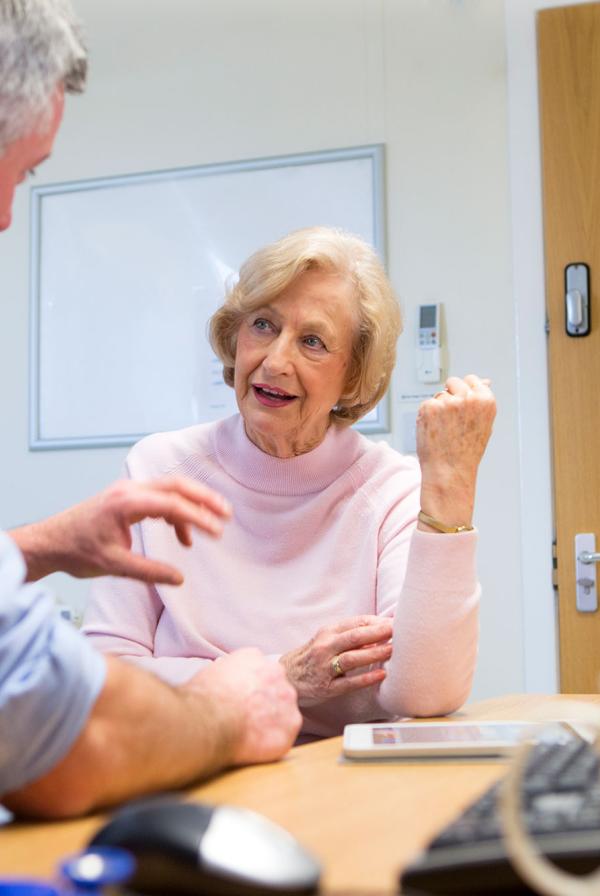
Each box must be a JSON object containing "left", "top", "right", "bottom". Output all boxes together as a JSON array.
[{"left": 89, "top": 795, "right": 321, "bottom": 895}]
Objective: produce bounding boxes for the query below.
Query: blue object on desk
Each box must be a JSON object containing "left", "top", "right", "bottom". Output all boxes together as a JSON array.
[
  {"left": 60, "top": 847, "right": 135, "bottom": 891},
  {"left": 0, "top": 847, "right": 134, "bottom": 896},
  {"left": 0, "top": 885, "right": 59, "bottom": 896}
]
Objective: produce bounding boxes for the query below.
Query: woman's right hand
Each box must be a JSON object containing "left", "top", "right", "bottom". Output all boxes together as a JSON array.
[{"left": 279, "top": 615, "right": 393, "bottom": 707}]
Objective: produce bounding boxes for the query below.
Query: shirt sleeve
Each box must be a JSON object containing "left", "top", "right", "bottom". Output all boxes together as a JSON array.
[{"left": 0, "top": 532, "right": 106, "bottom": 795}]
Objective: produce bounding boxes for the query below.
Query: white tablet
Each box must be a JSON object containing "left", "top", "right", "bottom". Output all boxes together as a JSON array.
[{"left": 342, "top": 720, "right": 577, "bottom": 759}]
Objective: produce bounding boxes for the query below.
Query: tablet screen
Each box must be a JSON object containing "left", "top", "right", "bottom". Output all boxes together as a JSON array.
[{"left": 371, "top": 724, "right": 529, "bottom": 745}]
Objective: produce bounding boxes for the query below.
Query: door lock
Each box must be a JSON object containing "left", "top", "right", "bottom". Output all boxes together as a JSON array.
[
  {"left": 575, "top": 533, "right": 598, "bottom": 612},
  {"left": 565, "top": 263, "right": 591, "bottom": 336}
]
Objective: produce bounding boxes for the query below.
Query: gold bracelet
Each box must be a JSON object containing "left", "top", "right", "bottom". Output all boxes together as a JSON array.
[{"left": 418, "top": 510, "right": 474, "bottom": 534}]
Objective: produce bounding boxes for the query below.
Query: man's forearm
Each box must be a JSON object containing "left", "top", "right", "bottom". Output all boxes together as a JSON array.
[{"left": 3, "top": 657, "right": 238, "bottom": 818}]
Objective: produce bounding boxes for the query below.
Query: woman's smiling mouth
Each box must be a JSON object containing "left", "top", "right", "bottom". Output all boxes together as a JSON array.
[{"left": 252, "top": 384, "right": 298, "bottom": 407}]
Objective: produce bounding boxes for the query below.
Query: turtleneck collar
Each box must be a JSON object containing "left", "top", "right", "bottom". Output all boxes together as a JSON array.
[{"left": 212, "top": 414, "right": 364, "bottom": 496}]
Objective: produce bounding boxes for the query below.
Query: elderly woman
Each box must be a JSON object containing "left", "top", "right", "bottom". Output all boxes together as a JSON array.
[{"left": 83, "top": 226, "right": 496, "bottom": 737}]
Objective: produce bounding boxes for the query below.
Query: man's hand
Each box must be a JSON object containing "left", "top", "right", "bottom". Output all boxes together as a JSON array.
[
  {"left": 10, "top": 477, "right": 232, "bottom": 584},
  {"left": 3, "top": 651, "right": 300, "bottom": 818},
  {"left": 186, "top": 648, "right": 303, "bottom": 765}
]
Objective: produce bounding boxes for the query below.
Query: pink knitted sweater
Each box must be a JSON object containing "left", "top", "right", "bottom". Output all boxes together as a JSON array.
[{"left": 83, "top": 414, "right": 479, "bottom": 736}]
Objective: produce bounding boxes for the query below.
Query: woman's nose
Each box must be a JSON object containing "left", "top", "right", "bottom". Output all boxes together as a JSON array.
[{"left": 264, "top": 336, "right": 294, "bottom": 374}]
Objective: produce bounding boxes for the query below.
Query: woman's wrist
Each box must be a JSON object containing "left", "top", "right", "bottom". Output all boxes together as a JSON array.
[
  {"left": 418, "top": 476, "right": 475, "bottom": 531},
  {"left": 417, "top": 510, "right": 474, "bottom": 534}
]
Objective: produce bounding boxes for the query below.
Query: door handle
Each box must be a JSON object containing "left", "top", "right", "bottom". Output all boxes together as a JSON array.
[
  {"left": 575, "top": 534, "right": 598, "bottom": 612},
  {"left": 565, "top": 263, "right": 591, "bottom": 336},
  {"left": 566, "top": 288, "right": 584, "bottom": 326},
  {"left": 578, "top": 550, "right": 600, "bottom": 564}
]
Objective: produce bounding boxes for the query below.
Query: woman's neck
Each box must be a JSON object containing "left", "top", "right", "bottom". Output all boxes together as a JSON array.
[{"left": 243, "top": 421, "right": 330, "bottom": 458}]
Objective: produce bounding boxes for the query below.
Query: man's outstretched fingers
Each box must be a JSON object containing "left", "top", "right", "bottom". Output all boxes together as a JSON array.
[
  {"left": 108, "top": 549, "right": 184, "bottom": 586},
  {"left": 149, "top": 477, "right": 232, "bottom": 518}
]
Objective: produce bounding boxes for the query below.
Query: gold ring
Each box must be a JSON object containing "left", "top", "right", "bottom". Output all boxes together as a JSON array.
[
  {"left": 433, "top": 390, "right": 447, "bottom": 399},
  {"left": 331, "top": 655, "right": 344, "bottom": 678}
]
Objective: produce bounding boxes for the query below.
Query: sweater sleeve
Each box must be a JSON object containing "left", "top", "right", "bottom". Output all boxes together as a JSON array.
[
  {"left": 301, "top": 470, "right": 479, "bottom": 736},
  {"left": 377, "top": 528, "right": 479, "bottom": 718},
  {"left": 82, "top": 521, "right": 211, "bottom": 686}
]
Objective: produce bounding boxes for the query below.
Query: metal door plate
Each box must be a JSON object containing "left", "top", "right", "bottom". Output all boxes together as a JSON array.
[{"left": 575, "top": 533, "right": 598, "bottom": 612}]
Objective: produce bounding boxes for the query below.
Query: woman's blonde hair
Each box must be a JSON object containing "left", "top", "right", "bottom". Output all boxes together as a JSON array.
[{"left": 209, "top": 226, "right": 402, "bottom": 426}]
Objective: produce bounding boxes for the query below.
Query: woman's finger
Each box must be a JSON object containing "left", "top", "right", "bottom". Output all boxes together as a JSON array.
[
  {"left": 328, "top": 667, "right": 387, "bottom": 697},
  {"left": 335, "top": 621, "right": 393, "bottom": 654},
  {"left": 463, "top": 373, "right": 492, "bottom": 391},
  {"left": 329, "top": 615, "right": 390, "bottom": 634},
  {"left": 444, "top": 376, "right": 471, "bottom": 397},
  {"left": 337, "top": 643, "right": 393, "bottom": 674}
]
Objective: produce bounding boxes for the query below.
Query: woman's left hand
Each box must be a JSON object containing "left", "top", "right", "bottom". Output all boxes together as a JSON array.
[
  {"left": 279, "top": 615, "right": 393, "bottom": 708},
  {"left": 416, "top": 374, "right": 496, "bottom": 530}
]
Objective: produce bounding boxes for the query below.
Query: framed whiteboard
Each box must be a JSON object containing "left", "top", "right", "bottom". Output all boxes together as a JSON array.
[{"left": 30, "top": 144, "right": 388, "bottom": 449}]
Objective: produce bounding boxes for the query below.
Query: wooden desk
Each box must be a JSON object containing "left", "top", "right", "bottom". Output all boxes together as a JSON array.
[{"left": 3, "top": 694, "right": 599, "bottom": 893}]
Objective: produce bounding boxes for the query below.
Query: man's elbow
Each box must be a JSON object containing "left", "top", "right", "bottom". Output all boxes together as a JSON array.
[
  {"left": 3, "top": 774, "right": 100, "bottom": 819},
  {"left": 3, "top": 717, "right": 113, "bottom": 819}
]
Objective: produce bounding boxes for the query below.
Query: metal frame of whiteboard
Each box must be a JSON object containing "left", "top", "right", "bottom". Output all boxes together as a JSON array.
[{"left": 30, "top": 144, "right": 388, "bottom": 449}]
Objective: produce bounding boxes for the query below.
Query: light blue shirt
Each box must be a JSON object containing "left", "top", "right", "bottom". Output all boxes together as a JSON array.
[{"left": 0, "top": 531, "right": 106, "bottom": 795}]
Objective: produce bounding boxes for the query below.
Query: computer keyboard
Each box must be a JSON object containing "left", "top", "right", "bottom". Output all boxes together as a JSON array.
[{"left": 401, "top": 726, "right": 600, "bottom": 895}]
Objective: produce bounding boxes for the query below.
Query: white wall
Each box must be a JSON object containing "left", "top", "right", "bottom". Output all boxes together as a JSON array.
[{"left": 0, "top": 0, "right": 524, "bottom": 701}]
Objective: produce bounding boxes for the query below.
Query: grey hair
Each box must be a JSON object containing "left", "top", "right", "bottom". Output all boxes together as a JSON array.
[{"left": 0, "top": 0, "right": 87, "bottom": 153}]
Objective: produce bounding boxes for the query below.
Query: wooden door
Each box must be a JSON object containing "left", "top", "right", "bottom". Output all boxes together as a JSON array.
[{"left": 538, "top": 2, "right": 600, "bottom": 692}]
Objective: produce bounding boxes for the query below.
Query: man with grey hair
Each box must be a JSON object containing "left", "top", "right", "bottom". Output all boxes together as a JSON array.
[{"left": 0, "top": 0, "right": 301, "bottom": 818}]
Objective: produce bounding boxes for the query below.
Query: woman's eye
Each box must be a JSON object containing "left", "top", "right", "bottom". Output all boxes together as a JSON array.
[
  {"left": 304, "top": 335, "right": 326, "bottom": 350},
  {"left": 252, "top": 318, "right": 271, "bottom": 332}
]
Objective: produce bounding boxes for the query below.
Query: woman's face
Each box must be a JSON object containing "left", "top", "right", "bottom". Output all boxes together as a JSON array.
[{"left": 234, "top": 268, "right": 357, "bottom": 457}]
